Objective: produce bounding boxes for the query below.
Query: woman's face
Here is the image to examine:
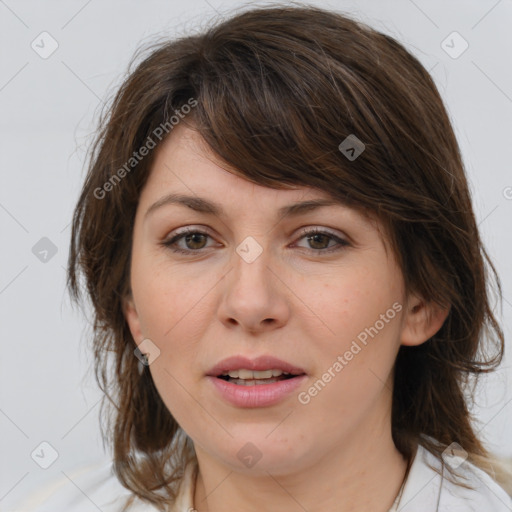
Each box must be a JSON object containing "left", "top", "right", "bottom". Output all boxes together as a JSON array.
[{"left": 124, "top": 123, "right": 425, "bottom": 476}]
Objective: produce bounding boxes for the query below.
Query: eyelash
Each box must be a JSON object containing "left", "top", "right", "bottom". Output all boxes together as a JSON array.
[{"left": 161, "top": 227, "right": 349, "bottom": 255}]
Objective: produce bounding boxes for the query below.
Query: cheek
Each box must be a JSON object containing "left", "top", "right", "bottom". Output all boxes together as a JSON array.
[
  {"left": 132, "top": 253, "right": 214, "bottom": 338},
  {"left": 131, "top": 261, "right": 223, "bottom": 411},
  {"left": 300, "top": 282, "right": 402, "bottom": 422},
  {"left": 303, "top": 267, "right": 403, "bottom": 395},
  {"left": 134, "top": 266, "right": 209, "bottom": 422},
  {"left": 308, "top": 265, "right": 401, "bottom": 338}
]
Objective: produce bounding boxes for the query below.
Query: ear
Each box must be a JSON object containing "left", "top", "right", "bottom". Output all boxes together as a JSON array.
[
  {"left": 400, "top": 293, "right": 450, "bottom": 347},
  {"left": 122, "top": 293, "right": 144, "bottom": 344}
]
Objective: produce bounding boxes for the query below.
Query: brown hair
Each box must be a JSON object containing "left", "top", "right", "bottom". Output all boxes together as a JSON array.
[{"left": 67, "top": 4, "right": 509, "bottom": 509}]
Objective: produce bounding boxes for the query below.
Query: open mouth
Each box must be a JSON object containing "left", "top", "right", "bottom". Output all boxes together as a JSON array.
[
  {"left": 208, "top": 361, "right": 308, "bottom": 407},
  {"left": 216, "top": 369, "right": 303, "bottom": 386}
]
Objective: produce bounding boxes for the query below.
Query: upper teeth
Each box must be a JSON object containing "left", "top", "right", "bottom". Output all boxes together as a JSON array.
[{"left": 221, "top": 369, "right": 290, "bottom": 379}]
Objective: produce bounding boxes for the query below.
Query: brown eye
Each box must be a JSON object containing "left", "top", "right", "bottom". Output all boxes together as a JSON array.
[
  {"left": 162, "top": 229, "right": 214, "bottom": 254},
  {"left": 182, "top": 233, "right": 208, "bottom": 250},
  {"left": 306, "top": 233, "right": 332, "bottom": 250},
  {"left": 294, "top": 228, "right": 350, "bottom": 254},
  {"left": 161, "top": 227, "right": 349, "bottom": 256}
]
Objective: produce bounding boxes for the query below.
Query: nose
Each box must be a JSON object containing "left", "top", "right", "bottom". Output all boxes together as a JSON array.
[{"left": 217, "top": 240, "right": 291, "bottom": 334}]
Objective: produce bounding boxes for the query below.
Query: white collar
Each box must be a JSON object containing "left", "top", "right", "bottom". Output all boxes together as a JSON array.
[
  {"left": 388, "top": 444, "right": 512, "bottom": 511},
  {"left": 174, "top": 445, "right": 512, "bottom": 512}
]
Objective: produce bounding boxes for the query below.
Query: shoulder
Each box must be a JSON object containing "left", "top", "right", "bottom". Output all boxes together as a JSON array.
[
  {"left": 9, "top": 458, "right": 160, "bottom": 512},
  {"left": 396, "top": 444, "right": 512, "bottom": 512},
  {"left": 440, "top": 452, "right": 512, "bottom": 512}
]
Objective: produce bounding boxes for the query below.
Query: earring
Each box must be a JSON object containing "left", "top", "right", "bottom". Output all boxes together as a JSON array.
[{"left": 137, "top": 353, "right": 149, "bottom": 375}]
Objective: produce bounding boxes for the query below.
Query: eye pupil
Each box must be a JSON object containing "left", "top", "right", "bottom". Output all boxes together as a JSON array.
[
  {"left": 186, "top": 233, "right": 207, "bottom": 249},
  {"left": 308, "top": 233, "right": 329, "bottom": 249}
]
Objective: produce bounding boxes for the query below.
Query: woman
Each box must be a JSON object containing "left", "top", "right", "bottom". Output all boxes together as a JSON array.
[{"left": 19, "top": 4, "right": 512, "bottom": 511}]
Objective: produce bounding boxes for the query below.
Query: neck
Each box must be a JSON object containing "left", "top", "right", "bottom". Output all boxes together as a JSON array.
[{"left": 192, "top": 401, "right": 408, "bottom": 512}]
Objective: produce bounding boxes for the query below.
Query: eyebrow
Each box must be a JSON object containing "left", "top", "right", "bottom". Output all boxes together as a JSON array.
[{"left": 144, "top": 193, "right": 341, "bottom": 220}]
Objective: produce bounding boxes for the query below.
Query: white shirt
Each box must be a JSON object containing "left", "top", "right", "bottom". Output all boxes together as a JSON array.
[{"left": 11, "top": 445, "right": 512, "bottom": 511}]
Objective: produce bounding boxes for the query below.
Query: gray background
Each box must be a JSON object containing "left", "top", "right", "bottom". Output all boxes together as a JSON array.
[{"left": 1, "top": 0, "right": 511, "bottom": 508}]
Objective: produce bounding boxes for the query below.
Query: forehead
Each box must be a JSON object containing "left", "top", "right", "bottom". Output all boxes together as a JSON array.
[
  {"left": 139, "top": 123, "right": 390, "bottom": 248},
  {"left": 142, "top": 123, "right": 341, "bottom": 209}
]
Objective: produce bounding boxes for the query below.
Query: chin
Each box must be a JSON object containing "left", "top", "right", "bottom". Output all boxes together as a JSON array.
[{"left": 214, "top": 433, "right": 311, "bottom": 475}]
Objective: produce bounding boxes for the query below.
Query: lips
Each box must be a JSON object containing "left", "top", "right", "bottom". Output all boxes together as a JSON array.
[
  {"left": 206, "top": 355, "right": 308, "bottom": 408},
  {"left": 206, "top": 355, "right": 306, "bottom": 377}
]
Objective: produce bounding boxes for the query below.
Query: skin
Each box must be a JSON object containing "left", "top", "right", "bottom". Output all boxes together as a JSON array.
[{"left": 124, "top": 122, "right": 449, "bottom": 512}]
